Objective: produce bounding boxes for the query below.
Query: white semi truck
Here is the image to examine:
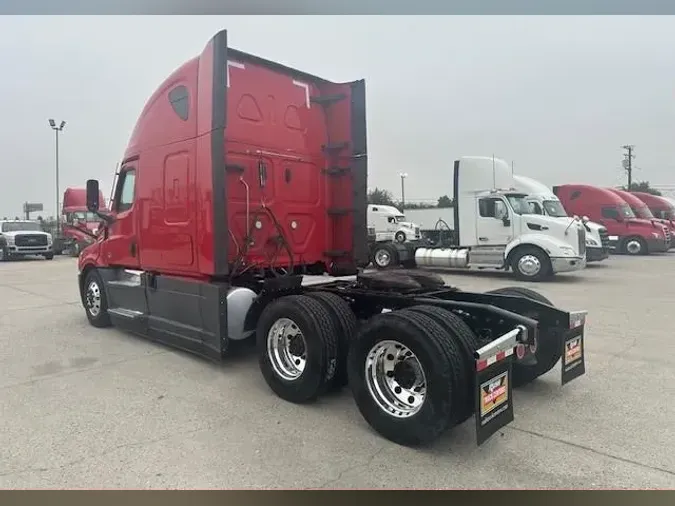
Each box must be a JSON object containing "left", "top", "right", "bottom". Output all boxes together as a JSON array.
[
  {"left": 511, "top": 175, "right": 610, "bottom": 263},
  {"left": 372, "top": 156, "right": 587, "bottom": 281},
  {"left": 367, "top": 204, "right": 421, "bottom": 243}
]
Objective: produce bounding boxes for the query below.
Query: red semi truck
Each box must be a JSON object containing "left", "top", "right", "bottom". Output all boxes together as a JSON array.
[
  {"left": 553, "top": 184, "right": 670, "bottom": 255},
  {"left": 61, "top": 187, "right": 107, "bottom": 256},
  {"left": 606, "top": 188, "right": 675, "bottom": 249},
  {"left": 630, "top": 191, "right": 675, "bottom": 223},
  {"left": 77, "top": 29, "right": 588, "bottom": 447}
]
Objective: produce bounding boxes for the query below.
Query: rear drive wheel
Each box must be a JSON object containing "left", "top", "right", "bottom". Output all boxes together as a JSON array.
[
  {"left": 394, "top": 231, "right": 407, "bottom": 243},
  {"left": 372, "top": 243, "right": 399, "bottom": 270},
  {"left": 623, "top": 236, "right": 646, "bottom": 256},
  {"left": 510, "top": 246, "right": 552, "bottom": 282},
  {"left": 407, "top": 305, "right": 480, "bottom": 424},
  {"left": 83, "top": 269, "right": 112, "bottom": 328},
  {"left": 347, "top": 309, "right": 468, "bottom": 446},
  {"left": 487, "top": 287, "right": 561, "bottom": 387},
  {"left": 306, "top": 291, "right": 358, "bottom": 391},
  {"left": 257, "top": 295, "right": 339, "bottom": 404}
]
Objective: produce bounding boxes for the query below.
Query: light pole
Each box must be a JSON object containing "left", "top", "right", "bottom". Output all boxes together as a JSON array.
[
  {"left": 400, "top": 172, "right": 408, "bottom": 209},
  {"left": 49, "top": 119, "right": 66, "bottom": 235}
]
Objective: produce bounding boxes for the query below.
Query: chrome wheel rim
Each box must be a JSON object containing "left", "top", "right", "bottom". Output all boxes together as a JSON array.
[
  {"left": 395, "top": 233, "right": 406, "bottom": 243},
  {"left": 267, "top": 317, "right": 307, "bottom": 381},
  {"left": 365, "top": 340, "right": 427, "bottom": 418},
  {"left": 626, "top": 240, "right": 641, "bottom": 254},
  {"left": 374, "top": 249, "right": 391, "bottom": 268},
  {"left": 86, "top": 280, "right": 102, "bottom": 317},
  {"left": 518, "top": 255, "right": 541, "bottom": 277}
]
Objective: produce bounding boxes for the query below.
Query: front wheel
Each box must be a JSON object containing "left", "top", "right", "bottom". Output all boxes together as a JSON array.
[
  {"left": 394, "top": 231, "right": 407, "bottom": 243},
  {"left": 0, "top": 246, "right": 9, "bottom": 262},
  {"left": 44, "top": 253, "right": 54, "bottom": 260},
  {"left": 83, "top": 269, "right": 112, "bottom": 328},
  {"left": 510, "top": 246, "right": 552, "bottom": 282},
  {"left": 623, "top": 236, "right": 646, "bottom": 256}
]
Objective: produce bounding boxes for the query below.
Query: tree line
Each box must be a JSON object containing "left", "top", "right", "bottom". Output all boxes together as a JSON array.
[{"left": 367, "top": 188, "right": 453, "bottom": 210}]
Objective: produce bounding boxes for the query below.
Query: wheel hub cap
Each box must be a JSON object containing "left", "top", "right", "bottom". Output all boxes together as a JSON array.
[
  {"left": 86, "top": 281, "right": 102, "bottom": 317},
  {"left": 627, "top": 241, "right": 640, "bottom": 254},
  {"left": 518, "top": 255, "right": 541, "bottom": 276},
  {"left": 267, "top": 318, "right": 307, "bottom": 381},
  {"left": 365, "top": 340, "right": 427, "bottom": 418},
  {"left": 375, "top": 250, "right": 390, "bottom": 267}
]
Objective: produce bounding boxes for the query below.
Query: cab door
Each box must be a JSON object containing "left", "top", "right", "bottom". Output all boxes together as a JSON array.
[
  {"left": 101, "top": 164, "right": 140, "bottom": 268},
  {"left": 475, "top": 197, "right": 514, "bottom": 246}
]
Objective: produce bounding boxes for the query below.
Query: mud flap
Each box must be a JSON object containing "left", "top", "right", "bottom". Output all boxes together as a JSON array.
[
  {"left": 474, "top": 326, "right": 523, "bottom": 446},
  {"left": 561, "top": 310, "right": 587, "bottom": 385}
]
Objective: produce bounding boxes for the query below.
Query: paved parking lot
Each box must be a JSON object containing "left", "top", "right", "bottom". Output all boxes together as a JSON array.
[{"left": 1, "top": 255, "right": 674, "bottom": 489}]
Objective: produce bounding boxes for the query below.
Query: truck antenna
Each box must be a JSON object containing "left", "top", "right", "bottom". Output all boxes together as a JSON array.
[{"left": 511, "top": 160, "right": 514, "bottom": 176}]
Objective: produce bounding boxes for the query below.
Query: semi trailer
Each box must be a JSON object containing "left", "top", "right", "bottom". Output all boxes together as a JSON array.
[
  {"left": 553, "top": 184, "right": 670, "bottom": 255},
  {"left": 511, "top": 175, "right": 609, "bottom": 262},
  {"left": 76, "top": 29, "right": 588, "bottom": 447},
  {"left": 375, "top": 157, "right": 587, "bottom": 282}
]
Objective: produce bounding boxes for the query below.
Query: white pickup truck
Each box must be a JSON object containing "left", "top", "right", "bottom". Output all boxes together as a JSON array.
[{"left": 0, "top": 220, "right": 54, "bottom": 261}]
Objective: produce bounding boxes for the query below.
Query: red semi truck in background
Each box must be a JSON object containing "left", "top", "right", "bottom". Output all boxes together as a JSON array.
[
  {"left": 630, "top": 191, "right": 675, "bottom": 223},
  {"left": 76, "top": 29, "right": 588, "bottom": 447},
  {"left": 61, "top": 187, "right": 107, "bottom": 256},
  {"left": 553, "top": 184, "right": 670, "bottom": 255},
  {"left": 606, "top": 188, "right": 675, "bottom": 249}
]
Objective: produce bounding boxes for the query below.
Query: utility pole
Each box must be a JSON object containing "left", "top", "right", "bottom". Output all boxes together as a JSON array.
[
  {"left": 400, "top": 172, "right": 408, "bottom": 209},
  {"left": 49, "top": 119, "right": 66, "bottom": 235},
  {"left": 622, "top": 145, "right": 635, "bottom": 189}
]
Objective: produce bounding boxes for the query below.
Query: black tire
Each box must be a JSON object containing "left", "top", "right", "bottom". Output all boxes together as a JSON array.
[
  {"left": 406, "top": 305, "right": 480, "bottom": 424},
  {"left": 256, "top": 295, "right": 339, "bottom": 404},
  {"left": 486, "top": 287, "right": 561, "bottom": 387},
  {"left": 306, "top": 291, "right": 358, "bottom": 391},
  {"left": 394, "top": 231, "right": 406, "bottom": 243},
  {"left": 510, "top": 246, "right": 552, "bottom": 282},
  {"left": 83, "top": 269, "right": 112, "bottom": 328},
  {"left": 347, "top": 309, "right": 468, "bottom": 447},
  {"left": 371, "top": 242, "right": 399, "bottom": 270},
  {"left": 44, "top": 253, "right": 54, "bottom": 260},
  {"left": 0, "top": 246, "right": 9, "bottom": 262},
  {"left": 622, "top": 236, "right": 647, "bottom": 256}
]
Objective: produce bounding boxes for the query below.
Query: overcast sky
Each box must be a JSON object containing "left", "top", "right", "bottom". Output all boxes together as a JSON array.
[{"left": 1, "top": 15, "right": 675, "bottom": 217}]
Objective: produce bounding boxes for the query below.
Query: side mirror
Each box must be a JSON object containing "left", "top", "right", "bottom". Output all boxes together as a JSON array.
[
  {"left": 86, "top": 179, "right": 100, "bottom": 212},
  {"left": 502, "top": 216, "right": 511, "bottom": 227}
]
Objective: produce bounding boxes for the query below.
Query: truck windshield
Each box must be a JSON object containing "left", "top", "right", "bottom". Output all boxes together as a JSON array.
[
  {"left": 651, "top": 207, "right": 675, "bottom": 220},
  {"left": 505, "top": 195, "right": 529, "bottom": 215},
  {"left": 542, "top": 200, "right": 568, "bottom": 217},
  {"left": 71, "top": 212, "right": 99, "bottom": 222},
  {"left": 619, "top": 204, "right": 635, "bottom": 218},
  {"left": 1, "top": 222, "right": 42, "bottom": 232},
  {"left": 631, "top": 205, "right": 654, "bottom": 219},
  {"left": 395, "top": 215, "right": 407, "bottom": 223}
]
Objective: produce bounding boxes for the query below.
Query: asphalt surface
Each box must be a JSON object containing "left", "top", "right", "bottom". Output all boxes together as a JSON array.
[{"left": 1, "top": 255, "right": 674, "bottom": 489}]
